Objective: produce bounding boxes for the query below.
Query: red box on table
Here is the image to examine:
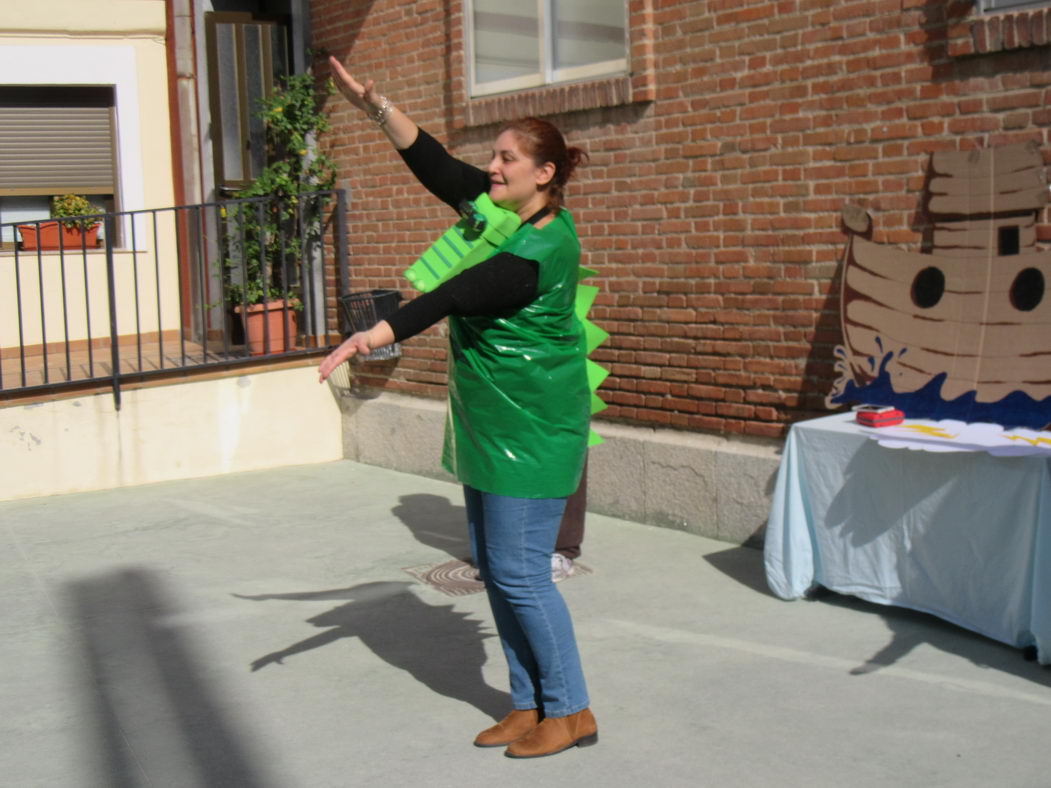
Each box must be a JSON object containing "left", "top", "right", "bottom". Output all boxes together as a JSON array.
[{"left": 855, "top": 406, "right": 905, "bottom": 427}]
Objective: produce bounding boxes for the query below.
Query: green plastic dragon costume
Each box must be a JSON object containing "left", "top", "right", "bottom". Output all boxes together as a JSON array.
[{"left": 403, "top": 193, "right": 609, "bottom": 498}]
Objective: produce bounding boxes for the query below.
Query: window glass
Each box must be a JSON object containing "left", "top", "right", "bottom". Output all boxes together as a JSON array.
[
  {"left": 215, "top": 24, "right": 244, "bottom": 183},
  {"left": 206, "top": 13, "right": 288, "bottom": 191},
  {"left": 0, "top": 85, "right": 117, "bottom": 246},
  {"left": 468, "top": 0, "right": 627, "bottom": 97},
  {"left": 473, "top": 0, "right": 541, "bottom": 85},
  {"left": 979, "top": 0, "right": 1050, "bottom": 9},
  {"left": 243, "top": 24, "right": 269, "bottom": 181},
  {"left": 553, "top": 0, "right": 626, "bottom": 72}
]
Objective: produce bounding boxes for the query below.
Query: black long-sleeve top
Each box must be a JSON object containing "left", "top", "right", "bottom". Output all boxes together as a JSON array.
[{"left": 383, "top": 129, "right": 541, "bottom": 342}]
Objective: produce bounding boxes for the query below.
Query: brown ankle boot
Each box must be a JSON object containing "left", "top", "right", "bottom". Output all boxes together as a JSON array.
[
  {"left": 505, "top": 708, "right": 597, "bottom": 758},
  {"left": 473, "top": 709, "right": 541, "bottom": 748}
]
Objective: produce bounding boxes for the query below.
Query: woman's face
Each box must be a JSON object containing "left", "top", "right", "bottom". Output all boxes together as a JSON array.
[{"left": 487, "top": 130, "right": 555, "bottom": 215}]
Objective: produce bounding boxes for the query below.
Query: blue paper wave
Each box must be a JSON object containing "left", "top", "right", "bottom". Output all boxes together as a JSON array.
[{"left": 829, "top": 348, "right": 1051, "bottom": 430}]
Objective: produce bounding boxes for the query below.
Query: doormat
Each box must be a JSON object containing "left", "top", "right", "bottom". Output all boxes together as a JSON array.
[{"left": 403, "top": 558, "right": 593, "bottom": 597}]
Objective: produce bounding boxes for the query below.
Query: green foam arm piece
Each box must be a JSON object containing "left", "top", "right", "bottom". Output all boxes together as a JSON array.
[{"left": 403, "top": 193, "right": 521, "bottom": 293}]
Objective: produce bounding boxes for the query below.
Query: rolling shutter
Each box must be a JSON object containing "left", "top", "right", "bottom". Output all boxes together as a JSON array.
[{"left": 0, "top": 86, "right": 116, "bottom": 197}]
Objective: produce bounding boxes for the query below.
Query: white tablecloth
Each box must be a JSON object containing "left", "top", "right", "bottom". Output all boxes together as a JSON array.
[{"left": 764, "top": 412, "right": 1051, "bottom": 664}]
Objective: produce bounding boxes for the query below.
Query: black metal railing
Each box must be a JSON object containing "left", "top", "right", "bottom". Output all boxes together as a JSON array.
[{"left": 1, "top": 189, "right": 349, "bottom": 408}]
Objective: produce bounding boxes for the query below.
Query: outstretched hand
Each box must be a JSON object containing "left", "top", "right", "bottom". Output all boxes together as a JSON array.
[
  {"left": 318, "top": 331, "right": 372, "bottom": 383},
  {"left": 250, "top": 654, "right": 285, "bottom": 671},
  {"left": 328, "top": 56, "right": 380, "bottom": 114}
]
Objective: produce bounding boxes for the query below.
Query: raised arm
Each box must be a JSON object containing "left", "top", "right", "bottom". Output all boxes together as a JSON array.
[
  {"left": 398, "top": 129, "right": 489, "bottom": 211},
  {"left": 328, "top": 56, "right": 418, "bottom": 150},
  {"left": 328, "top": 56, "right": 488, "bottom": 209}
]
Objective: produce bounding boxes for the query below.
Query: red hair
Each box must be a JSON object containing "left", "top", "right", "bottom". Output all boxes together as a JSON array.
[{"left": 499, "top": 117, "right": 588, "bottom": 213}]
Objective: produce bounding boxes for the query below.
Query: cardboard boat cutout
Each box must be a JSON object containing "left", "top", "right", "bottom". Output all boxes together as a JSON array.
[{"left": 827, "top": 141, "right": 1051, "bottom": 429}]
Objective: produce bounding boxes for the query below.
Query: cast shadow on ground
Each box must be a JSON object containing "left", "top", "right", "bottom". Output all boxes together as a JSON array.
[
  {"left": 813, "top": 590, "right": 1051, "bottom": 687},
  {"left": 236, "top": 581, "right": 510, "bottom": 720},
  {"left": 703, "top": 546, "right": 1051, "bottom": 687},
  {"left": 702, "top": 544, "right": 778, "bottom": 598},
  {"left": 67, "top": 568, "right": 272, "bottom": 788},
  {"left": 391, "top": 493, "right": 471, "bottom": 560}
]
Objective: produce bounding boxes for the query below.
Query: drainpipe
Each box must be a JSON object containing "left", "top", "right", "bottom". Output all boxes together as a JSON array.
[{"left": 165, "top": 0, "right": 204, "bottom": 208}]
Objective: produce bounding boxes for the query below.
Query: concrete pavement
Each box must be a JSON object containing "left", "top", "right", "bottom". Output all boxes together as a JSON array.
[{"left": 3, "top": 460, "right": 1050, "bottom": 787}]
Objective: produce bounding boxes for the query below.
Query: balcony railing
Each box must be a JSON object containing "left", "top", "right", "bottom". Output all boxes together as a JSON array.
[{"left": 1, "top": 190, "right": 349, "bottom": 408}]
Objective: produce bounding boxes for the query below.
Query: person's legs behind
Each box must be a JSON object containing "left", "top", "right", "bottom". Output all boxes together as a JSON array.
[{"left": 553, "top": 457, "right": 587, "bottom": 581}]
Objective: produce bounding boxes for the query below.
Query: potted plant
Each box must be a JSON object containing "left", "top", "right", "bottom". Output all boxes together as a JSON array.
[
  {"left": 18, "top": 194, "right": 103, "bottom": 251},
  {"left": 220, "top": 70, "right": 336, "bottom": 355}
]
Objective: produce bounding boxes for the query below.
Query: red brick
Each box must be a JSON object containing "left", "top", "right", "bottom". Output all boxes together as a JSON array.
[{"left": 311, "top": 0, "right": 1051, "bottom": 437}]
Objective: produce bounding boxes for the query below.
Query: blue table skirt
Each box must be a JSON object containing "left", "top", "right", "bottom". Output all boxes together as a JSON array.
[{"left": 764, "top": 412, "right": 1051, "bottom": 664}]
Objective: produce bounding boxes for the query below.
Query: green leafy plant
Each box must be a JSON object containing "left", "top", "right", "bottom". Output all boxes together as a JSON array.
[
  {"left": 51, "top": 194, "right": 102, "bottom": 231},
  {"left": 221, "top": 71, "right": 337, "bottom": 307}
]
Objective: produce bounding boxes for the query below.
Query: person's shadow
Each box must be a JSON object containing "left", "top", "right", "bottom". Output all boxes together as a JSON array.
[
  {"left": 236, "top": 581, "right": 509, "bottom": 720},
  {"left": 804, "top": 590, "right": 1051, "bottom": 688},
  {"left": 391, "top": 493, "right": 471, "bottom": 560},
  {"left": 705, "top": 546, "right": 1051, "bottom": 685}
]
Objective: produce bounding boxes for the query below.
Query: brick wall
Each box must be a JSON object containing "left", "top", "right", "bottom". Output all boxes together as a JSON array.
[{"left": 311, "top": 0, "right": 1051, "bottom": 440}]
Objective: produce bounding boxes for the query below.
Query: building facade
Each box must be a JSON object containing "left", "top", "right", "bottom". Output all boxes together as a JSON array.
[{"left": 312, "top": 0, "right": 1051, "bottom": 441}]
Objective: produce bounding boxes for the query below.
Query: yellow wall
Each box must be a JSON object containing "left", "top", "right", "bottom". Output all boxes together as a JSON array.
[
  {"left": 1, "top": 233, "right": 184, "bottom": 351},
  {"left": 0, "top": 366, "right": 345, "bottom": 501},
  {"left": 0, "top": 2, "right": 174, "bottom": 212},
  {"left": 1, "top": 1, "right": 185, "bottom": 357},
  {"left": 0, "top": 1, "right": 166, "bottom": 36},
  {"left": 0, "top": 5, "right": 350, "bottom": 503}
]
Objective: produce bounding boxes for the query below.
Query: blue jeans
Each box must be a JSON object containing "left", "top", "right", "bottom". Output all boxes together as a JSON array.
[{"left": 464, "top": 486, "right": 590, "bottom": 718}]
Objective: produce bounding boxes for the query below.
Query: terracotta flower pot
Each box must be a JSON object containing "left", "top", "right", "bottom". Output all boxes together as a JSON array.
[
  {"left": 17, "top": 220, "right": 101, "bottom": 251},
  {"left": 235, "top": 299, "right": 299, "bottom": 355}
]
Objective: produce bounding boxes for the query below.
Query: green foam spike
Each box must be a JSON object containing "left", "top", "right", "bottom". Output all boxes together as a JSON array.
[
  {"left": 573, "top": 274, "right": 609, "bottom": 438},
  {"left": 582, "top": 320, "right": 609, "bottom": 355},
  {"left": 586, "top": 358, "right": 609, "bottom": 391},
  {"left": 575, "top": 284, "right": 598, "bottom": 319},
  {"left": 404, "top": 193, "right": 521, "bottom": 292}
]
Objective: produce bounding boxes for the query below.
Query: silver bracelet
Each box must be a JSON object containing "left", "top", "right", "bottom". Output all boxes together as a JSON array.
[{"left": 367, "top": 95, "right": 393, "bottom": 125}]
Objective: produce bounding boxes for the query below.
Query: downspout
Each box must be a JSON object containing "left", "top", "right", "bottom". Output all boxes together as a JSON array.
[
  {"left": 165, "top": 0, "right": 203, "bottom": 207},
  {"left": 165, "top": 0, "right": 205, "bottom": 332}
]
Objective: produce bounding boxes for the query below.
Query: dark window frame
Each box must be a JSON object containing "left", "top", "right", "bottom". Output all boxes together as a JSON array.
[{"left": 204, "top": 11, "right": 290, "bottom": 193}]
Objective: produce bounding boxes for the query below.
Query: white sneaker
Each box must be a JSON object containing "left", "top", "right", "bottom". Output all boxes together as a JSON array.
[{"left": 551, "top": 553, "right": 575, "bottom": 583}]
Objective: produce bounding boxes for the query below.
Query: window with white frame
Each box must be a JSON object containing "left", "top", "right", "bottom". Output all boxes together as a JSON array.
[
  {"left": 0, "top": 86, "right": 118, "bottom": 247},
  {"left": 468, "top": 0, "right": 627, "bottom": 97},
  {"left": 978, "top": 0, "right": 1051, "bottom": 11}
]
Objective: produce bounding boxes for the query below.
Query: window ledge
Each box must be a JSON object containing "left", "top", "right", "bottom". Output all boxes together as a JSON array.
[
  {"left": 459, "top": 74, "right": 651, "bottom": 128},
  {"left": 948, "top": 6, "right": 1051, "bottom": 57}
]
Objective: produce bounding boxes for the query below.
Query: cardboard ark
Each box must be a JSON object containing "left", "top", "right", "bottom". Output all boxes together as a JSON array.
[{"left": 827, "top": 141, "right": 1051, "bottom": 430}]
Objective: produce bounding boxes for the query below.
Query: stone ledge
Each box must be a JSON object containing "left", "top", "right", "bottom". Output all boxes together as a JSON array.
[
  {"left": 339, "top": 390, "right": 783, "bottom": 546},
  {"left": 462, "top": 76, "right": 637, "bottom": 128}
]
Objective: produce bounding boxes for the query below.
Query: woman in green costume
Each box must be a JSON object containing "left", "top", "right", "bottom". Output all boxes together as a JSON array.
[{"left": 318, "top": 58, "right": 597, "bottom": 759}]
